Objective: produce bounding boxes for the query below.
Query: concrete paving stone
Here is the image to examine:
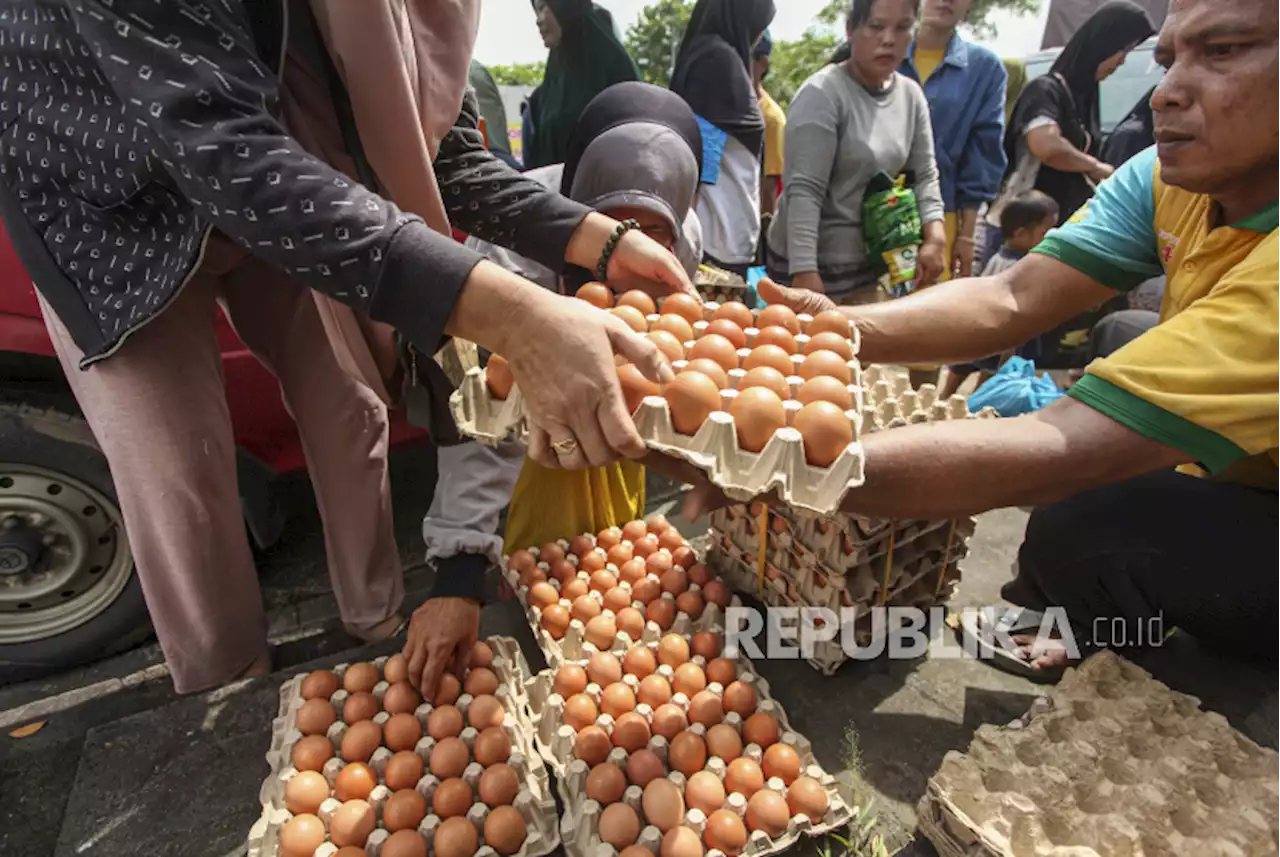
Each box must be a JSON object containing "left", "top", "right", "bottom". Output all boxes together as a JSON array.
[{"left": 0, "top": 736, "right": 84, "bottom": 857}]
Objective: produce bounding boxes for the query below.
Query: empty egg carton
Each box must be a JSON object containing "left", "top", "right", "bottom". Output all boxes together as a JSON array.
[
  {"left": 918, "top": 651, "right": 1280, "bottom": 857},
  {"left": 451, "top": 366, "right": 528, "bottom": 447},
  {"left": 859, "top": 367, "right": 1000, "bottom": 432},
  {"left": 247, "top": 638, "right": 558, "bottom": 857}
]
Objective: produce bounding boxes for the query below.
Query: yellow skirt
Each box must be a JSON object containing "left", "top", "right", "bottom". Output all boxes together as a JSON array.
[{"left": 503, "top": 458, "right": 647, "bottom": 555}]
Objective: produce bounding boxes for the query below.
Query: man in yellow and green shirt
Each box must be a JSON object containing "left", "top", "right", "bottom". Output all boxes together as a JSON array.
[{"left": 669, "top": 0, "right": 1278, "bottom": 675}]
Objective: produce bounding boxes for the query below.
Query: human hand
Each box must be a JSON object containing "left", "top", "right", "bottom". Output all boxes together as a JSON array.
[
  {"left": 791, "top": 271, "right": 826, "bottom": 295},
  {"left": 403, "top": 596, "right": 481, "bottom": 702},
  {"left": 1088, "top": 161, "right": 1115, "bottom": 184},
  {"left": 916, "top": 236, "right": 947, "bottom": 289},
  {"left": 756, "top": 277, "right": 840, "bottom": 317},
  {"left": 567, "top": 213, "right": 699, "bottom": 301},
  {"left": 951, "top": 236, "right": 975, "bottom": 279}
]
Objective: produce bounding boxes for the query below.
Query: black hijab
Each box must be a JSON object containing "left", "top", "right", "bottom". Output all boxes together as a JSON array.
[
  {"left": 1047, "top": 1, "right": 1154, "bottom": 142},
  {"left": 670, "top": 0, "right": 776, "bottom": 157}
]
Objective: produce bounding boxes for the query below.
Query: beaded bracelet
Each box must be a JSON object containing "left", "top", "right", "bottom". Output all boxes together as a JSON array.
[{"left": 596, "top": 219, "right": 640, "bottom": 283}]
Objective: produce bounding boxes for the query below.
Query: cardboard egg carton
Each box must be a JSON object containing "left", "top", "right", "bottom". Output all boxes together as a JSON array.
[
  {"left": 859, "top": 367, "right": 1000, "bottom": 432},
  {"left": 523, "top": 643, "right": 856, "bottom": 857},
  {"left": 247, "top": 638, "right": 558, "bottom": 857},
  {"left": 502, "top": 537, "right": 740, "bottom": 669},
  {"left": 918, "top": 651, "right": 1280, "bottom": 857}
]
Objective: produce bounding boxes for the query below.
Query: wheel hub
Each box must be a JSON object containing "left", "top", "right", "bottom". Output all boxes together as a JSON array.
[{"left": 0, "top": 517, "right": 45, "bottom": 575}]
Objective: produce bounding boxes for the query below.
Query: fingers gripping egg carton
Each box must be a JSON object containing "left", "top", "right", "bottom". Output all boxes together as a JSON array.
[
  {"left": 917, "top": 651, "right": 1280, "bottom": 857},
  {"left": 248, "top": 638, "right": 558, "bottom": 857},
  {"left": 523, "top": 637, "right": 857, "bottom": 857}
]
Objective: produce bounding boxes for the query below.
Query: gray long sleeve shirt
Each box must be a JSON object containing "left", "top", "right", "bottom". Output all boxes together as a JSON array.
[{"left": 767, "top": 65, "right": 944, "bottom": 294}]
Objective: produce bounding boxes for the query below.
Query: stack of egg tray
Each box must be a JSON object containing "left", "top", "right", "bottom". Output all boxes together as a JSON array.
[
  {"left": 917, "top": 651, "right": 1279, "bottom": 857},
  {"left": 858, "top": 368, "right": 1000, "bottom": 433},
  {"left": 693, "top": 264, "right": 749, "bottom": 305}
]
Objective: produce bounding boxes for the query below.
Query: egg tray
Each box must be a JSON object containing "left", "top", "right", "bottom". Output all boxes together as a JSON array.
[
  {"left": 247, "top": 637, "right": 559, "bottom": 857},
  {"left": 858, "top": 369, "right": 1001, "bottom": 433},
  {"left": 501, "top": 538, "right": 742, "bottom": 672},
  {"left": 916, "top": 651, "right": 1280, "bottom": 857},
  {"left": 522, "top": 641, "right": 857, "bottom": 857}
]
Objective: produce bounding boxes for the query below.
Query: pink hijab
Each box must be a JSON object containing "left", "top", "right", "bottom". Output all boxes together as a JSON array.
[{"left": 281, "top": 0, "right": 481, "bottom": 405}]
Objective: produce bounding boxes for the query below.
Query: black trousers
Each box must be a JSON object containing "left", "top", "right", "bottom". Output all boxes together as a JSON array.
[{"left": 1003, "top": 470, "right": 1278, "bottom": 657}]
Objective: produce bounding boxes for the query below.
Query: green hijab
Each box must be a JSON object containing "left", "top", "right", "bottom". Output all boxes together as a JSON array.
[
  {"left": 1002, "top": 58, "right": 1029, "bottom": 122},
  {"left": 525, "top": 0, "right": 639, "bottom": 169}
]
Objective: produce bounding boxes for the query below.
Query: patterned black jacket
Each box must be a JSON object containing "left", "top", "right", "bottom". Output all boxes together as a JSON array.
[{"left": 0, "top": 0, "right": 589, "bottom": 367}]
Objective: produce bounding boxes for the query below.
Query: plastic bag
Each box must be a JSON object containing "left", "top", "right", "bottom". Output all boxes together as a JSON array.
[
  {"left": 863, "top": 171, "right": 922, "bottom": 285},
  {"left": 968, "top": 356, "right": 1065, "bottom": 417}
]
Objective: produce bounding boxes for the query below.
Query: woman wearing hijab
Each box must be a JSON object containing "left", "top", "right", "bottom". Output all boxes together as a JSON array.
[
  {"left": 524, "top": 0, "right": 641, "bottom": 169},
  {"left": 423, "top": 82, "right": 704, "bottom": 558},
  {"left": 1001, "top": 59, "right": 1029, "bottom": 122},
  {"left": 671, "top": 0, "right": 778, "bottom": 277}
]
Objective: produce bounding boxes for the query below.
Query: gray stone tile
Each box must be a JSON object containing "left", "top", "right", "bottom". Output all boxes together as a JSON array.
[{"left": 0, "top": 737, "right": 83, "bottom": 857}]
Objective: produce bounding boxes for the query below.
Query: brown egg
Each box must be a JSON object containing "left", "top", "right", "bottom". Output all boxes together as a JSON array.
[
  {"left": 575, "top": 725, "right": 614, "bottom": 766},
  {"left": 661, "top": 825, "right": 705, "bottom": 857},
  {"left": 617, "top": 558, "right": 648, "bottom": 585},
  {"left": 335, "top": 847, "right": 372, "bottom": 857},
  {"left": 637, "top": 673, "right": 672, "bottom": 708},
  {"left": 301, "top": 669, "right": 340, "bottom": 701},
  {"left": 381, "top": 829, "right": 427, "bottom": 857},
  {"left": 706, "top": 724, "right": 743, "bottom": 762},
  {"left": 730, "top": 386, "right": 786, "bottom": 453},
  {"left": 577, "top": 282, "right": 615, "bottom": 309},
  {"left": 677, "top": 591, "right": 707, "bottom": 623},
  {"left": 470, "top": 640, "right": 495, "bottom": 669},
  {"left": 563, "top": 693, "right": 599, "bottom": 731},
  {"left": 384, "top": 713, "right": 422, "bottom": 753},
  {"left": 279, "top": 813, "right": 326, "bottom": 857},
  {"left": 475, "top": 726, "right": 513, "bottom": 767},
  {"left": 642, "top": 778, "right": 685, "bottom": 833},
  {"left": 613, "top": 305, "right": 650, "bottom": 333},
  {"left": 706, "top": 809, "right": 749, "bottom": 855},
  {"left": 651, "top": 703, "right": 689, "bottom": 741},
  {"left": 385, "top": 750, "right": 425, "bottom": 791},
  {"left": 383, "top": 788, "right": 428, "bottom": 833},
  {"left": 518, "top": 565, "right": 547, "bottom": 588},
  {"left": 435, "top": 673, "right": 463, "bottom": 706},
  {"left": 652, "top": 313, "right": 695, "bottom": 344},
  {"left": 661, "top": 293, "right": 705, "bottom": 325},
  {"left": 428, "top": 705, "right": 465, "bottom": 740},
  {"left": 486, "top": 354, "right": 515, "bottom": 399},
  {"left": 562, "top": 578, "right": 590, "bottom": 601},
  {"left": 606, "top": 541, "right": 635, "bottom": 567},
  {"left": 620, "top": 520, "right": 648, "bottom": 542},
  {"left": 612, "top": 711, "right": 652, "bottom": 753},
  {"left": 541, "top": 604, "right": 572, "bottom": 639},
  {"left": 588, "top": 570, "right": 618, "bottom": 595},
  {"left": 626, "top": 748, "right": 666, "bottom": 787},
  {"left": 585, "top": 614, "right": 619, "bottom": 650},
  {"left": 430, "top": 737, "right": 470, "bottom": 779},
  {"left": 343, "top": 692, "right": 379, "bottom": 725},
  {"left": 805, "top": 309, "right": 851, "bottom": 338},
  {"left": 659, "top": 569, "right": 689, "bottom": 599},
  {"left": 632, "top": 533, "right": 660, "bottom": 558},
  {"left": 793, "top": 401, "right": 854, "bottom": 467},
  {"left": 686, "top": 770, "right": 727, "bottom": 815},
  {"left": 688, "top": 691, "right": 724, "bottom": 727},
  {"left": 742, "top": 344, "right": 794, "bottom": 377},
  {"left": 724, "top": 758, "right": 765, "bottom": 798},
  {"left": 434, "top": 816, "right": 479, "bottom": 857},
  {"left": 657, "top": 634, "right": 690, "bottom": 667},
  {"left": 508, "top": 549, "right": 537, "bottom": 576},
  {"left": 383, "top": 681, "right": 422, "bottom": 716},
  {"left": 285, "top": 770, "right": 331, "bottom": 815},
  {"left": 669, "top": 731, "right": 708, "bottom": 777},
  {"left": 664, "top": 371, "right": 722, "bottom": 435},
  {"left": 754, "top": 325, "right": 798, "bottom": 355},
  {"left": 648, "top": 329, "right": 686, "bottom": 363},
  {"left": 672, "top": 663, "right": 707, "bottom": 698},
  {"left": 646, "top": 598, "right": 676, "bottom": 630},
  {"left": 671, "top": 545, "right": 697, "bottom": 571},
  {"left": 711, "top": 301, "right": 755, "bottom": 329},
  {"left": 690, "top": 632, "right": 721, "bottom": 660},
  {"left": 588, "top": 651, "right": 624, "bottom": 686},
  {"left": 746, "top": 790, "right": 790, "bottom": 837},
  {"left": 795, "top": 375, "right": 853, "bottom": 410},
  {"left": 330, "top": 799, "right": 377, "bottom": 848},
  {"left": 580, "top": 550, "right": 608, "bottom": 574},
  {"left": 787, "top": 776, "right": 830, "bottom": 821},
  {"left": 479, "top": 762, "right": 521, "bottom": 807},
  {"left": 702, "top": 580, "right": 731, "bottom": 609},
  {"left": 631, "top": 577, "right": 662, "bottom": 605},
  {"left": 616, "top": 607, "right": 647, "bottom": 642},
  {"left": 658, "top": 530, "right": 686, "bottom": 555},
  {"left": 341, "top": 720, "right": 382, "bottom": 763},
  {"left": 738, "top": 366, "right": 791, "bottom": 400},
  {"left": 540, "top": 541, "right": 567, "bottom": 564},
  {"left": 803, "top": 331, "right": 855, "bottom": 361},
  {"left": 432, "top": 777, "right": 474, "bottom": 819},
  {"left": 798, "top": 350, "right": 852, "bottom": 384},
  {"left": 688, "top": 333, "right": 739, "bottom": 372},
  {"left": 601, "top": 682, "right": 637, "bottom": 718},
  {"left": 684, "top": 358, "right": 730, "bottom": 389},
  {"left": 722, "top": 682, "right": 758, "bottom": 718},
  {"left": 468, "top": 695, "right": 506, "bottom": 731},
  {"left": 757, "top": 304, "right": 801, "bottom": 335},
  {"left": 618, "top": 290, "right": 658, "bottom": 316},
  {"left": 528, "top": 581, "right": 560, "bottom": 610},
  {"left": 604, "top": 587, "right": 633, "bottom": 613},
  {"left": 586, "top": 762, "right": 627, "bottom": 805},
  {"left": 742, "top": 713, "right": 780, "bottom": 749},
  {"left": 572, "top": 595, "right": 603, "bottom": 623},
  {"left": 706, "top": 658, "right": 737, "bottom": 686},
  {"left": 600, "top": 803, "right": 643, "bottom": 849},
  {"left": 647, "top": 552, "right": 675, "bottom": 578},
  {"left": 703, "top": 318, "right": 746, "bottom": 349},
  {"left": 621, "top": 846, "right": 655, "bottom": 857},
  {"left": 296, "top": 697, "right": 336, "bottom": 736},
  {"left": 554, "top": 664, "right": 590, "bottom": 698},
  {"left": 763, "top": 743, "right": 802, "bottom": 784},
  {"left": 484, "top": 804, "right": 527, "bottom": 856},
  {"left": 688, "top": 563, "right": 714, "bottom": 587}
]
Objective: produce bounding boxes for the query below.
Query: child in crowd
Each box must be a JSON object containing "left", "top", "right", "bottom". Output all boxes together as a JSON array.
[{"left": 938, "top": 191, "right": 1060, "bottom": 397}]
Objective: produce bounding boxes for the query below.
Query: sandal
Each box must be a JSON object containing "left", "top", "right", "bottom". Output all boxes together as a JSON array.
[{"left": 953, "top": 605, "right": 1077, "bottom": 684}]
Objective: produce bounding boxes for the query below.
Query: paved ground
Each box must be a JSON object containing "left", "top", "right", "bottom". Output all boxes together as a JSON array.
[{"left": 1, "top": 441, "right": 1275, "bottom": 857}]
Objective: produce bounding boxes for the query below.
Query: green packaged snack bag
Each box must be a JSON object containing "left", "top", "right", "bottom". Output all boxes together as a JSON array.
[{"left": 863, "top": 171, "right": 922, "bottom": 286}]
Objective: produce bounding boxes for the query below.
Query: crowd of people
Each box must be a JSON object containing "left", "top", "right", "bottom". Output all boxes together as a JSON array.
[{"left": 0, "top": 0, "right": 1273, "bottom": 698}]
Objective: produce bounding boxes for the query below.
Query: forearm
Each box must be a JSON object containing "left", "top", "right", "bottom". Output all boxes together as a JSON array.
[
  {"left": 922, "top": 219, "right": 946, "bottom": 247},
  {"left": 955, "top": 208, "right": 980, "bottom": 241},
  {"left": 1036, "top": 138, "right": 1105, "bottom": 175},
  {"left": 761, "top": 180, "right": 779, "bottom": 217},
  {"left": 444, "top": 259, "right": 558, "bottom": 357}
]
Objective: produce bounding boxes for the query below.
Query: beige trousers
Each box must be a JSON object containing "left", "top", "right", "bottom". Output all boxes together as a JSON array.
[{"left": 40, "top": 234, "right": 403, "bottom": 693}]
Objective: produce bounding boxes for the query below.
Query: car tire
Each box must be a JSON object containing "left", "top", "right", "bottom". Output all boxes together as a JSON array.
[{"left": 0, "top": 393, "right": 153, "bottom": 684}]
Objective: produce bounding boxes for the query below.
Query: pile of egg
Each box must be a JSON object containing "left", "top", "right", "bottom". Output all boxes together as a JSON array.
[
  {"left": 275, "top": 642, "right": 534, "bottom": 857},
  {"left": 507, "top": 516, "right": 731, "bottom": 646}
]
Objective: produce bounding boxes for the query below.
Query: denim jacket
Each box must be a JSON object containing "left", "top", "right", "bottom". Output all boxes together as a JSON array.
[{"left": 901, "top": 36, "right": 1008, "bottom": 213}]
